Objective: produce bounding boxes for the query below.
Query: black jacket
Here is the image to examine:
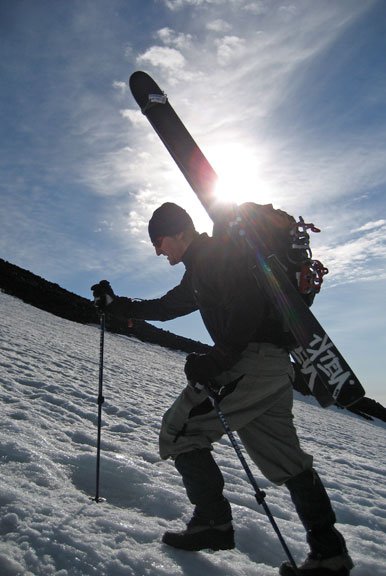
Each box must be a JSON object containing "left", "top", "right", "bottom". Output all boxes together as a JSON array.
[{"left": 109, "top": 233, "right": 283, "bottom": 369}]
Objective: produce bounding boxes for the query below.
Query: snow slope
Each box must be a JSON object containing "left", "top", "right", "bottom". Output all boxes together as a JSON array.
[{"left": 0, "top": 292, "right": 385, "bottom": 576}]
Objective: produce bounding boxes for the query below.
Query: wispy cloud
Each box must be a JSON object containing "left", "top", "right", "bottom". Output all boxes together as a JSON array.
[
  {"left": 156, "top": 27, "right": 193, "bottom": 49},
  {"left": 215, "top": 35, "right": 246, "bottom": 66},
  {"left": 317, "top": 220, "right": 386, "bottom": 286},
  {"left": 137, "top": 46, "right": 186, "bottom": 71},
  {"left": 355, "top": 220, "right": 386, "bottom": 233},
  {"left": 206, "top": 19, "right": 232, "bottom": 33}
]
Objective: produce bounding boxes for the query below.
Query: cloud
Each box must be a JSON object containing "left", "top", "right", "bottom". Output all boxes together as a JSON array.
[
  {"left": 120, "top": 108, "right": 143, "bottom": 125},
  {"left": 215, "top": 35, "right": 246, "bottom": 66},
  {"left": 354, "top": 220, "right": 386, "bottom": 233},
  {"left": 243, "top": 2, "right": 268, "bottom": 15},
  {"left": 156, "top": 27, "right": 193, "bottom": 49},
  {"left": 137, "top": 46, "right": 186, "bottom": 70},
  {"left": 162, "top": 0, "right": 267, "bottom": 11},
  {"left": 206, "top": 19, "right": 232, "bottom": 33},
  {"left": 162, "top": 0, "right": 210, "bottom": 9},
  {"left": 113, "top": 81, "right": 127, "bottom": 94},
  {"left": 318, "top": 222, "right": 386, "bottom": 286},
  {"left": 263, "top": 135, "right": 386, "bottom": 216}
]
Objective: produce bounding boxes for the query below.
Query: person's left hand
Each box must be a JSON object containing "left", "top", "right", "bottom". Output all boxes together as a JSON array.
[{"left": 91, "top": 280, "right": 115, "bottom": 310}]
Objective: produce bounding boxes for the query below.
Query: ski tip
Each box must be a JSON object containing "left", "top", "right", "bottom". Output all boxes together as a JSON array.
[
  {"left": 129, "top": 70, "right": 158, "bottom": 90},
  {"left": 129, "top": 70, "right": 147, "bottom": 83},
  {"left": 129, "top": 70, "right": 148, "bottom": 95},
  {"left": 129, "top": 71, "right": 165, "bottom": 109}
]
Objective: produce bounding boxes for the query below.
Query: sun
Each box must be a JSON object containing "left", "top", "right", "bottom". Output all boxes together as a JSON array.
[{"left": 207, "top": 142, "right": 269, "bottom": 206}]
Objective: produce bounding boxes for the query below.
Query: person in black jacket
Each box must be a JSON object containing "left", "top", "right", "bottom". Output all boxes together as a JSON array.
[{"left": 91, "top": 202, "right": 353, "bottom": 576}]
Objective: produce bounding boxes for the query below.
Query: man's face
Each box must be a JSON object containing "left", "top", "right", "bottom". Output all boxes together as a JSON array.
[{"left": 154, "top": 233, "right": 187, "bottom": 265}]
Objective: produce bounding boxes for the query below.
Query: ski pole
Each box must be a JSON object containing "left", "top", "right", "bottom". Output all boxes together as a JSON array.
[
  {"left": 204, "top": 384, "right": 299, "bottom": 575},
  {"left": 91, "top": 312, "right": 106, "bottom": 503}
]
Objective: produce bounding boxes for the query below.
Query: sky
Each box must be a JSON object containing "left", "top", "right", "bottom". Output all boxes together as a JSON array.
[
  {"left": 0, "top": 291, "right": 385, "bottom": 575},
  {"left": 0, "top": 0, "right": 385, "bottom": 403}
]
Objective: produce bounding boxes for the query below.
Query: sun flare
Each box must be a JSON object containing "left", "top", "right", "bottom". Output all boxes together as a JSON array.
[{"left": 208, "top": 143, "right": 269, "bottom": 206}]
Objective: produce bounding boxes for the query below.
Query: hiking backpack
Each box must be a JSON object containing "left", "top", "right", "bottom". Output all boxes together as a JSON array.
[{"left": 213, "top": 202, "right": 328, "bottom": 307}]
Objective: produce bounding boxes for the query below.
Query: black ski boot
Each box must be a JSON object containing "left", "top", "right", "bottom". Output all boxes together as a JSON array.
[
  {"left": 279, "top": 551, "right": 354, "bottom": 575},
  {"left": 162, "top": 449, "right": 234, "bottom": 551},
  {"left": 162, "top": 514, "right": 235, "bottom": 551},
  {"left": 281, "top": 469, "right": 354, "bottom": 575}
]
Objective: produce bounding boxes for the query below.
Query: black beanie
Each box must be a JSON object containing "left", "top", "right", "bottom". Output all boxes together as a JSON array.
[{"left": 148, "top": 202, "right": 194, "bottom": 243}]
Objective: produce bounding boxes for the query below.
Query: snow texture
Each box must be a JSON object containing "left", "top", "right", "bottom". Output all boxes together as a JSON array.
[{"left": 0, "top": 292, "right": 385, "bottom": 575}]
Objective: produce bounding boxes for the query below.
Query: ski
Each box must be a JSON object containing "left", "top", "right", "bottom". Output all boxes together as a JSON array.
[{"left": 129, "top": 70, "right": 365, "bottom": 408}]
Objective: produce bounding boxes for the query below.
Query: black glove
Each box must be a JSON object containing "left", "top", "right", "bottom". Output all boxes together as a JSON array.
[
  {"left": 184, "top": 353, "right": 222, "bottom": 388},
  {"left": 91, "top": 280, "right": 115, "bottom": 310}
]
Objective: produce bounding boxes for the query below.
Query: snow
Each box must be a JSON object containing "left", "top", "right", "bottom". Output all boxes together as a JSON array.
[{"left": 0, "top": 291, "right": 385, "bottom": 576}]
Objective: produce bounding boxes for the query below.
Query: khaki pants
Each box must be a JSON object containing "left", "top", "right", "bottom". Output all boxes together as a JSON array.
[{"left": 159, "top": 343, "right": 313, "bottom": 485}]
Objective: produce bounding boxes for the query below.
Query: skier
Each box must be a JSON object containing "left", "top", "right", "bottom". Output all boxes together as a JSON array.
[{"left": 91, "top": 202, "right": 353, "bottom": 576}]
